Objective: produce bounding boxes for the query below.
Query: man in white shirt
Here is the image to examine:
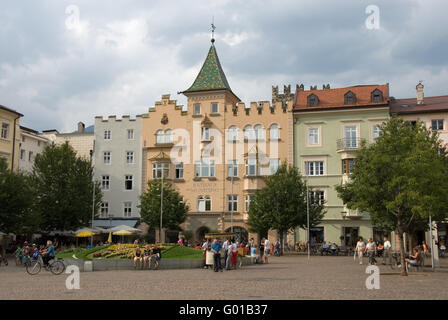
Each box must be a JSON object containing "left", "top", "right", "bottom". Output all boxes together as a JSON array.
[
  {"left": 382, "top": 237, "right": 392, "bottom": 265},
  {"left": 223, "top": 239, "right": 230, "bottom": 270},
  {"left": 355, "top": 237, "right": 366, "bottom": 265},
  {"left": 366, "top": 238, "right": 377, "bottom": 265},
  {"left": 264, "top": 238, "right": 271, "bottom": 264}
]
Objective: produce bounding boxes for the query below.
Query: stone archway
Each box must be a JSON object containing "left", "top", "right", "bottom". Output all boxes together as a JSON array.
[{"left": 196, "top": 226, "right": 210, "bottom": 241}]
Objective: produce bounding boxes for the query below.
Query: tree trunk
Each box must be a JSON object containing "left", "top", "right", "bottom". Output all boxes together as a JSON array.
[{"left": 397, "top": 223, "right": 408, "bottom": 276}]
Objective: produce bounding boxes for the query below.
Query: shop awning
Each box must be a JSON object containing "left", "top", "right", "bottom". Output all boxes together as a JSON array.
[{"left": 93, "top": 219, "right": 139, "bottom": 229}]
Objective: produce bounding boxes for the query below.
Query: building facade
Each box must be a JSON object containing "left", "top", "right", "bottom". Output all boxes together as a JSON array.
[
  {"left": 92, "top": 115, "right": 143, "bottom": 229},
  {"left": 390, "top": 82, "right": 448, "bottom": 251},
  {"left": 141, "top": 40, "right": 294, "bottom": 242},
  {"left": 41, "top": 122, "right": 94, "bottom": 160},
  {"left": 18, "top": 126, "right": 49, "bottom": 172},
  {"left": 293, "top": 84, "right": 390, "bottom": 247},
  {"left": 0, "top": 105, "right": 23, "bottom": 172}
]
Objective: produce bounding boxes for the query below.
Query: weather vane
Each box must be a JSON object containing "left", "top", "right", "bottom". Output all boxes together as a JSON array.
[{"left": 211, "top": 17, "right": 216, "bottom": 43}]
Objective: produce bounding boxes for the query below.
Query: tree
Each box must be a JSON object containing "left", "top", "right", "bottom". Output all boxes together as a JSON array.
[
  {"left": 139, "top": 179, "right": 189, "bottom": 240},
  {"left": 336, "top": 117, "right": 448, "bottom": 275},
  {"left": 32, "top": 142, "right": 102, "bottom": 232},
  {"left": 0, "top": 158, "right": 35, "bottom": 257},
  {"left": 248, "top": 162, "right": 325, "bottom": 255}
]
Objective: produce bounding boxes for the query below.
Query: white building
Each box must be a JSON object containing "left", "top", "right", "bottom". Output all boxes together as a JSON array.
[
  {"left": 18, "top": 126, "right": 50, "bottom": 172},
  {"left": 93, "top": 115, "right": 143, "bottom": 229},
  {"left": 41, "top": 122, "right": 94, "bottom": 160}
]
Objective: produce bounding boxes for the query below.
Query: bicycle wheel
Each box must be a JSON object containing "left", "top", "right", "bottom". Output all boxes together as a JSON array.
[
  {"left": 50, "top": 260, "right": 65, "bottom": 275},
  {"left": 26, "top": 260, "right": 41, "bottom": 275}
]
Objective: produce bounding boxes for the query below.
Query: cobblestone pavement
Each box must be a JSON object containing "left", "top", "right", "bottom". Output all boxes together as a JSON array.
[{"left": 1, "top": 255, "right": 447, "bottom": 300}]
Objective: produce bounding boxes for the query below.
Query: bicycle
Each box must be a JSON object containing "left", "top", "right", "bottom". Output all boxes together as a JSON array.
[
  {"left": 25, "top": 253, "right": 65, "bottom": 275},
  {"left": 389, "top": 252, "right": 402, "bottom": 270}
]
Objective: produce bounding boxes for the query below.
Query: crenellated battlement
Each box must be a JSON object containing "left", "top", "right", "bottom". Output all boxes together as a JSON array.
[{"left": 95, "top": 115, "right": 142, "bottom": 122}]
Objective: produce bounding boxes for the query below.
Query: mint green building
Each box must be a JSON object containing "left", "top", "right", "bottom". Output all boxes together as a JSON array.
[{"left": 292, "top": 84, "right": 390, "bottom": 249}]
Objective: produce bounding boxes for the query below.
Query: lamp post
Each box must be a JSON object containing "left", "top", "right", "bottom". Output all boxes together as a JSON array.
[
  {"left": 306, "top": 180, "right": 310, "bottom": 261},
  {"left": 160, "top": 167, "right": 164, "bottom": 244},
  {"left": 90, "top": 149, "right": 95, "bottom": 247},
  {"left": 231, "top": 162, "right": 234, "bottom": 233}
]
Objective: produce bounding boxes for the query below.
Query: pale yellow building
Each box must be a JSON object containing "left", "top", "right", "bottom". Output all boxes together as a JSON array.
[
  {"left": 0, "top": 105, "right": 23, "bottom": 171},
  {"left": 141, "top": 39, "right": 294, "bottom": 243}
]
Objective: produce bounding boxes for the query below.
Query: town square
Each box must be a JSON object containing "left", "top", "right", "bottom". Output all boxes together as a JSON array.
[{"left": 1, "top": 0, "right": 448, "bottom": 307}]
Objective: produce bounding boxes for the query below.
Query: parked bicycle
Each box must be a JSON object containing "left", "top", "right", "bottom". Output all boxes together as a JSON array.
[{"left": 25, "top": 252, "right": 65, "bottom": 275}]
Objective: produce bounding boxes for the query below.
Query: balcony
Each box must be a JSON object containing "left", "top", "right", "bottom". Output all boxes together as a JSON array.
[
  {"left": 343, "top": 208, "right": 363, "bottom": 219},
  {"left": 243, "top": 176, "right": 265, "bottom": 191},
  {"left": 336, "top": 138, "right": 361, "bottom": 152}
]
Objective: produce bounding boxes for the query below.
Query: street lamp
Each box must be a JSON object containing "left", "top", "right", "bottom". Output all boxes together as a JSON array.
[
  {"left": 306, "top": 179, "right": 310, "bottom": 261},
  {"left": 160, "top": 167, "right": 164, "bottom": 244}
]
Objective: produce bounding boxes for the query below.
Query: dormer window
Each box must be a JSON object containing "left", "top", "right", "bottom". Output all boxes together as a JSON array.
[
  {"left": 371, "top": 89, "right": 383, "bottom": 103},
  {"left": 307, "top": 94, "right": 319, "bottom": 107},
  {"left": 344, "top": 91, "right": 357, "bottom": 105}
]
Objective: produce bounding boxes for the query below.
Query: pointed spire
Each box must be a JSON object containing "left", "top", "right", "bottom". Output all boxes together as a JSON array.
[{"left": 183, "top": 43, "right": 232, "bottom": 94}]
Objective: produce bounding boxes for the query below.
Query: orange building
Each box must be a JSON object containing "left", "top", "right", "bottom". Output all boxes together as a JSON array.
[{"left": 141, "top": 39, "right": 294, "bottom": 243}]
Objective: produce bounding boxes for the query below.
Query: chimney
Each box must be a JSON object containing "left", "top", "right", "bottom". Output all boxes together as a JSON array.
[
  {"left": 78, "top": 122, "right": 85, "bottom": 133},
  {"left": 416, "top": 82, "right": 424, "bottom": 105}
]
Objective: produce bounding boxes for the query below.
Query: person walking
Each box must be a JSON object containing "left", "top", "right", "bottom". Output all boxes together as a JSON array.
[
  {"left": 355, "top": 237, "right": 366, "bottom": 265},
  {"left": 202, "top": 239, "right": 209, "bottom": 269},
  {"left": 231, "top": 239, "right": 238, "bottom": 270},
  {"left": 264, "top": 237, "right": 271, "bottom": 264},
  {"left": 382, "top": 237, "right": 392, "bottom": 265},
  {"left": 366, "top": 238, "right": 377, "bottom": 265},
  {"left": 211, "top": 239, "right": 223, "bottom": 272}
]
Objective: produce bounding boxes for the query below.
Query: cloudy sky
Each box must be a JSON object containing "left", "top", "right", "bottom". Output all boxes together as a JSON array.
[{"left": 1, "top": 0, "right": 447, "bottom": 132}]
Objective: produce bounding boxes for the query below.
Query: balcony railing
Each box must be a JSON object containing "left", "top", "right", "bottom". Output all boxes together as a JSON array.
[{"left": 336, "top": 138, "right": 361, "bottom": 152}]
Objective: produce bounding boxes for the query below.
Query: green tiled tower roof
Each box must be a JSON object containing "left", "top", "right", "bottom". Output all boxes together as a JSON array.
[{"left": 183, "top": 44, "right": 233, "bottom": 93}]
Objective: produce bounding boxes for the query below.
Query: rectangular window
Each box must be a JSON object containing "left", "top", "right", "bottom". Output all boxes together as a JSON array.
[
  {"left": 126, "top": 151, "right": 134, "bottom": 164},
  {"left": 1, "top": 123, "right": 9, "bottom": 139},
  {"left": 305, "top": 161, "right": 324, "bottom": 176},
  {"left": 228, "top": 160, "right": 238, "bottom": 177},
  {"left": 101, "top": 202, "right": 109, "bottom": 218},
  {"left": 344, "top": 126, "right": 357, "bottom": 148},
  {"left": 308, "top": 128, "right": 319, "bottom": 145},
  {"left": 104, "top": 130, "right": 111, "bottom": 140},
  {"left": 246, "top": 158, "right": 258, "bottom": 176},
  {"left": 37, "top": 141, "right": 41, "bottom": 147},
  {"left": 195, "top": 158, "right": 215, "bottom": 177},
  {"left": 211, "top": 102, "right": 219, "bottom": 114},
  {"left": 175, "top": 163, "right": 184, "bottom": 179},
  {"left": 198, "top": 196, "right": 211, "bottom": 212},
  {"left": 269, "top": 159, "right": 280, "bottom": 175},
  {"left": 245, "top": 194, "right": 255, "bottom": 212},
  {"left": 152, "top": 162, "right": 170, "bottom": 179},
  {"left": 124, "top": 202, "right": 132, "bottom": 217},
  {"left": 202, "top": 127, "right": 210, "bottom": 141},
  {"left": 127, "top": 129, "right": 134, "bottom": 140},
  {"left": 193, "top": 103, "right": 201, "bottom": 115},
  {"left": 373, "top": 125, "right": 381, "bottom": 140},
  {"left": 342, "top": 159, "right": 356, "bottom": 174},
  {"left": 102, "top": 175, "right": 110, "bottom": 190},
  {"left": 104, "top": 152, "right": 111, "bottom": 164},
  {"left": 227, "top": 195, "right": 238, "bottom": 212},
  {"left": 432, "top": 119, "right": 444, "bottom": 131},
  {"left": 20, "top": 149, "right": 25, "bottom": 160},
  {"left": 125, "top": 175, "right": 133, "bottom": 190},
  {"left": 310, "top": 191, "right": 325, "bottom": 205},
  {"left": 28, "top": 151, "right": 33, "bottom": 162}
]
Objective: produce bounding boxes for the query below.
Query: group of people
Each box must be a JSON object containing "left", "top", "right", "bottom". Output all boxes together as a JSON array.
[
  {"left": 15, "top": 240, "right": 55, "bottom": 267},
  {"left": 354, "top": 237, "right": 391, "bottom": 265},
  {"left": 133, "top": 244, "right": 162, "bottom": 270}
]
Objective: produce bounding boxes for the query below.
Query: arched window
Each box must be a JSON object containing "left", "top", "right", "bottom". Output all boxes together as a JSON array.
[
  {"left": 254, "top": 124, "right": 264, "bottom": 140},
  {"left": 344, "top": 91, "right": 357, "bottom": 105},
  {"left": 228, "top": 126, "right": 238, "bottom": 142},
  {"left": 270, "top": 124, "right": 279, "bottom": 140},
  {"left": 198, "top": 196, "right": 211, "bottom": 212},
  {"left": 244, "top": 125, "right": 255, "bottom": 141},
  {"left": 371, "top": 89, "right": 383, "bottom": 103},
  {"left": 165, "top": 129, "right": 173, "bottom": 144},
  {"left": 156, "top": 130, "right": 164, "bottom": 144},
  {"left": 307, "top": 94, "right": 319, "bottom": 107}
]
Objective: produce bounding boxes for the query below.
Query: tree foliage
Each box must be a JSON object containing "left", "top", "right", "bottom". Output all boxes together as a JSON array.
[
  {"left": 32, "top": 142, "right": 101, "bottom": 232},
  {"left": 139, "top": 179, "right": 189, "bottom": 231},
  {"left": 336, "top": 117, "right": 448, "bottom": 275},
  {"left": 248, "top": 162, "right": 325, "bottom": 253},
  {"left": 0, "top": 158, "right": 35, "bottom": 234}
]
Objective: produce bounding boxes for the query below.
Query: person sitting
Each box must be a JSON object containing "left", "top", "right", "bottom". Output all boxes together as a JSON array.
[
  {"left": 329, "top": 243, "right": 338, "bottom": 255},
  {"left": 321, "top": 241, "right": 329, "bottom": 255},
  {"left": 143, "top": 245, "right": 152, "bottom": 270},
  {"left": 133, "top": 247, "right": 143, "bottom": 270},
  {"left": 405, "top": 248, "right": 421, "bottom": 271},
  {"left": 440, "top": 243, "right": 446, "bottom": 258},
  {"left": 152, "top": 244, "right": 162, "bottom": 270},
  {"left": 377, "top": 243, "right": 384, "bottom": 257},
  {"left": 250, "top": 247, "right": 260, "bottom": 264}
]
